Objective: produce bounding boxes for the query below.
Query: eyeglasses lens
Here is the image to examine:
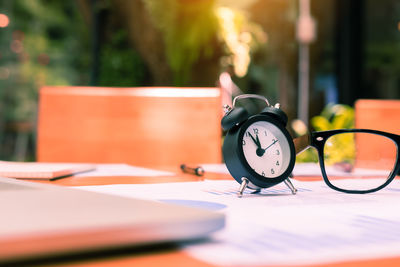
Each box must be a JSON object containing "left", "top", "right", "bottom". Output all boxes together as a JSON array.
[{"left": 323, "top": 132, "right": 397, "bottom": 191}]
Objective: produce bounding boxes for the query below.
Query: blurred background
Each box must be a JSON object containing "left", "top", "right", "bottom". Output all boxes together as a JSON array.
[{"left": 0, "top": 0, "right": 399, "bottom": 162}]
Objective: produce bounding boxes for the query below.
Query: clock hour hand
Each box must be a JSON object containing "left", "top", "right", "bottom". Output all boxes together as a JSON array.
[
  {"left": 248, "top": 132, "right": 261, "bottom": 148},
  {"left": 248, "top": 132, "right": 265, "bottom": 157},
  {"left": 255, "top": 134, "right": 261, "bottom": 148}
]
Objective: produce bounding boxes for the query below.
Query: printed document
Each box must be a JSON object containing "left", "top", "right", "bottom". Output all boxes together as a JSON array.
[{"left": 77, "top": 178, "right": 400, "bottom": 266}]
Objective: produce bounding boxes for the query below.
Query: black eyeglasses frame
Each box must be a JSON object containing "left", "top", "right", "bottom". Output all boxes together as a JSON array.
[{"left": 294, "top": 129, "right": 400, "bottom": 194}]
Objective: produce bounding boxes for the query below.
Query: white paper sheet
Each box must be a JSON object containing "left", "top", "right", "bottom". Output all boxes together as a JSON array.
[
  {"left": 77, "top": 178, "right": 400, "bottom": 266},
  {"left": 74, "top": 164, "right": 173, "bottom": 177}
]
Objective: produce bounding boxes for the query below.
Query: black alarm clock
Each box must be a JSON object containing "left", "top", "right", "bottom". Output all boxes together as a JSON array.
[{"left": 221, "top": 94, "right": 297, "bottom": 197}]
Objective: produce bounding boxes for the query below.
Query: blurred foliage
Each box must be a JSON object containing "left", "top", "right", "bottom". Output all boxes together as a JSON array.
[
  {"left": 296, "top": 103, "right": 355, "bottom": 163},
  {"left": 243, "top": 0, "right": 298, "bottom": 104},
  {"left": 311, "top": 103, "right": 354, "bottom": 131},
  {"left": 323, "top": 132, "right": 355, "bottom": 166},
  {"left": 0, "top": 0, "right": 90, "bottom": 123},
  {"left": 216, "top": 6, "right": 266, "bottom": 77},
  {"left": 312, "top": 104, "right": 355, "bottom": 165},
  {"left": 98, "top": 30, "right": 148, "bottom": 87},
  {"left": 0, "top": 0, "right": 397, "bottom": 162},
  {"left": 143, "top": 0, "right": 266, "bottom": 85},
  {"left": 144, "top": 0, "right": 219, "bottom": 85},
  {"left": 0, "top": 0, "right": 90, "bottom": 160}
]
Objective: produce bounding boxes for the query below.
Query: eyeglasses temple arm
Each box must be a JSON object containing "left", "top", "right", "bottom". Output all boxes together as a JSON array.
[{"left": 293, "top": 132, "right": 311, "bottom": 155}]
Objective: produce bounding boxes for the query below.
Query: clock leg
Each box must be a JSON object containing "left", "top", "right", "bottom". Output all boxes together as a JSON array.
[
  {"left": 284, "top": 178, "right": 297, "bottom": 194},
  {"left": 237, "top": 177, "right": 249, "bottom": 198}
]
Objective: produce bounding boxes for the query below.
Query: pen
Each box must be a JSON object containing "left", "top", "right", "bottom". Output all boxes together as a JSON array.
[{"left": 180, "top": 164, "right": 205, "bottom": 176}]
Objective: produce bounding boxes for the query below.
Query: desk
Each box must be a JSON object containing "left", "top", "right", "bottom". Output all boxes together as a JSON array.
[{"left": 31, "top": 168, "right": 400, "bottom": 267}]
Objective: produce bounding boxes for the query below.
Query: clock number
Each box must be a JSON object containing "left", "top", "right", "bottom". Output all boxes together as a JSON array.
[
  {"left": 276, "top": 150, "right": 280, "bottom": 155},
  {"left": 253, "top": 128, "right": 259, "bottom": 135},
  {"left": 272, "top": 138, "right": 277, "bottom": 143},
  {"left": 264, "top": 130, "right": 268, "bottom": 136},
  {"left": 271, "top": 168, "right": 275, "bottom": 174},
  {"left": 276, "top": 161, "right": 279, "bottom": 166},
  {"left": 242, "top": 140, "right": 246, "bottom": 145},
  {"left": 262, "top": 171, "right": 265, "bottom": 177}
]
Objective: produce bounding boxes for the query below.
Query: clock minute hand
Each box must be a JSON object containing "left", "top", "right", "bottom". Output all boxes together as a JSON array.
[{"left": 262, "top": 139, "right": 278, "bottom": 153}]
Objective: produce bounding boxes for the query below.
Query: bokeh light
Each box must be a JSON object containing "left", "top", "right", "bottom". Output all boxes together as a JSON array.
[
  {"left": 0, "top": 67, "right": 10, "bottom": 80},
  {"left": 10, "top": 40, "right": 23, "bottom": 53},
  {"left": 37, "top": 53, "right": 50, "bottom": 65},
  {"left": 0, "top": 13, "right": 9, "bottom": 28}
]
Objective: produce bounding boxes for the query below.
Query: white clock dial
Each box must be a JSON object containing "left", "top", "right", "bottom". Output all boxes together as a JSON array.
[{"left": 242, "top": 121, "right": 291, "bottom": 178}]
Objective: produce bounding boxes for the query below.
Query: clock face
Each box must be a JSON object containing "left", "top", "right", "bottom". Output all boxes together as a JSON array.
[{"left": 241, "top": 120, "right": 292, "bottom": 178}]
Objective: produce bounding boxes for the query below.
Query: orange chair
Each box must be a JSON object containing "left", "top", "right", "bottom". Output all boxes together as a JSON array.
[
  {"left": 37, "top": 86, "right": 222, "bottom": 168},
  {"left": 354, "top": 99, "right": 400, "bottom": 170}
]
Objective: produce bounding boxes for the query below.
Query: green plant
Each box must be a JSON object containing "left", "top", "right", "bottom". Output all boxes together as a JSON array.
[
  {"left": 99, "top": 30, "right": 147, "bottom": 87},
  {"left": 311, "top": 103, "right": 354, "bottom": 131},
  {"left": 143, "top": 0, "right": 266, "bottom": 85},
  {"left": 144, "top": 0, "right": 219, "bottom": 85},
  {"left": 296, "top": 104, "right": 355, "bottom": 163}
]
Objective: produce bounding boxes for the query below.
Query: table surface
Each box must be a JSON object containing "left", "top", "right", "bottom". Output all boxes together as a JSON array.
[{"left": 25, "top": 166, "right": 400, "bottom": 267}]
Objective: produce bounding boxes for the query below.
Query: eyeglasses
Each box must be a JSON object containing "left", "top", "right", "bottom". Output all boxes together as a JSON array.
[{"left": 294, "top": 129, "right": 400, "bottom": 194}]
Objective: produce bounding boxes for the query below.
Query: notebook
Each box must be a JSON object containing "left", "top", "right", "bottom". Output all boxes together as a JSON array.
[
  {"left": 0, "top": 161, "right": 96, "bottom": 180},
  {"left": 0, "top": 177, "right": 225, "bottom": 264}
]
